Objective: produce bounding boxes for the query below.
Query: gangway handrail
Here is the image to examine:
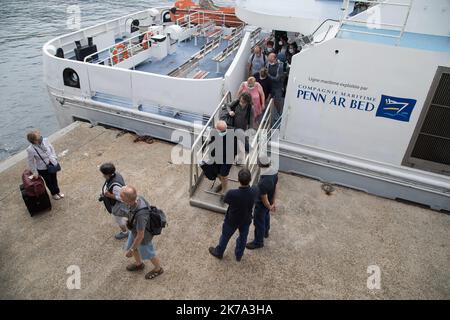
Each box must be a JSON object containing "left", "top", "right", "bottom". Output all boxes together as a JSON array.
[
  {"left": 189, "top": 91, "right": 232, "bottom": 196},
  {"left": 338, "top": 0, "right": 414, "bottom": 44},
  {"left": 245, "top": 99, "right": 275, "bottom": 183}
]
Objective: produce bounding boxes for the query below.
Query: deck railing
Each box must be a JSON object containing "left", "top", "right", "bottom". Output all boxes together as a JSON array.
[
  {"left": 338, "top": 0, "right": 413, "bottom": 44},
  {"left": 83, "top": 30, "right": 153, "bottom": 67},
  {"left": 175, "top": 9, "right": 243, "bottom": 28}
]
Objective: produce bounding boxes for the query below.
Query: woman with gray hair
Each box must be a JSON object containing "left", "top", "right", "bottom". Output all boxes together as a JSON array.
[{"left": 26, "top": 130, "right": 64, "bottom": 200}]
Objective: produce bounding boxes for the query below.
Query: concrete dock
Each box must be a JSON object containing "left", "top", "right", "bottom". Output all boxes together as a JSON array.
[{"left": 0, "top": 122, "right": 449, "bottom": 299}]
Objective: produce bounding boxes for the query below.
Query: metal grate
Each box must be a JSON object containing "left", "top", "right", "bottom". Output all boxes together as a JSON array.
[
  {"left": 411, "top": 135, "right": 450, "bottom": 166},
  {"left": 403, "top": 68, "right": 450, "bottom": 175},
  {"left": 432, "top": 73, "right": 450, "bottom": 107}
]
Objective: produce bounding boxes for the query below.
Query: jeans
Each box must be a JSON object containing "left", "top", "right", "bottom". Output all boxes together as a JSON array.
[
  {"left": 214, "top": 221, "right": 251, "bottom": 259},
  {"left": 253, "top": 206, "right": 270, "bottom": 246},
  {"left": 38, "top": 169, "right": 60, "bottom": 195}
]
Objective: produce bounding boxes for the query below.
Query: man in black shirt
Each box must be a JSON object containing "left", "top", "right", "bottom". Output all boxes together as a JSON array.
[
  {"left": 246, "top": 155, "right": 279, "bottom": 250},
  {"left": 209, "top": 169, "right": 257, "bottom": 262}
]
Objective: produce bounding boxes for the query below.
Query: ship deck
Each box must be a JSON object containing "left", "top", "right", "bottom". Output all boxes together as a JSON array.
[
  {"left": 134, "top": 37, "right": 236, "bottom": 78},
  {"left": 0, "top": 122, "right": 449, "bottom": 299},
  {"left": 339, "top": 25, "right": 450, "bottom": 53}
]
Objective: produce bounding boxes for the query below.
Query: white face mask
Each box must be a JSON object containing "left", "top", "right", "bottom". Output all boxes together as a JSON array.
[
  {"left": 267, "top": 48, "right": 273, "bottom": 53},
  {"left": 279, "top": 41, "right": 283, "bottom": 46},
  {"left": 218, "top": 131, "right": 227, "bottom": 137},
  {"left": 289, "top": 49, "right": 294, "bottom": 54}
]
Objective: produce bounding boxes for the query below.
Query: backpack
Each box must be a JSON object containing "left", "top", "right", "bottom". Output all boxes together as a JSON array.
[
  {"left": 250, "top": 53, "right": 266, "bottom": 70},
  {"left": 129, "top": 204, "right": 167, "bottom": 236},
  {"left": 200, "top": 161, "right": 219, "bottom": 181},
  {"left": 146, "top": 206, "right": 167, "bottom": 235}
]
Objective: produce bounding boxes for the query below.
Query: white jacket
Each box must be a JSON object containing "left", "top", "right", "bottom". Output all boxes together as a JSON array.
[{"left": 26, "top": 138, "right": 58, "bottom": 174}]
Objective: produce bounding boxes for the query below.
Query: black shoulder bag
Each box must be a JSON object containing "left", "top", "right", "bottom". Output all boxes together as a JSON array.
[{"left": 33, "top": 146, "right": 61, "bottom": 174}]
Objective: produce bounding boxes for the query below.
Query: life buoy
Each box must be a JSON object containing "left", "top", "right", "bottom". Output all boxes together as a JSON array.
[
  {"left": 141, "top": 32, "right": 154, "bottom": 50},
  {"left": 110, "top": 43, "right": 129, "bottom": 65}
]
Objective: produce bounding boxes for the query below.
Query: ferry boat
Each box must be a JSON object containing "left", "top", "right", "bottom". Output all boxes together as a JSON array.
[{"left": 43, "top": 0, "right": 450, "bottom": 212}]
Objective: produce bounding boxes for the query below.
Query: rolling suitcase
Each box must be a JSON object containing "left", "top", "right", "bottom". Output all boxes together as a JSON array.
[
  {"left": 20, "top": 184, "right": 51, "bottom": 216},
  {"left": 20, "top": 170, "right": 51, "bottom": 216}
]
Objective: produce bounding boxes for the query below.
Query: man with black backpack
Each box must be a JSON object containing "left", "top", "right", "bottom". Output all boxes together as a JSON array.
[
  {"left": 247, "top": 45, "right": 266, "bottom": 77},
  {"left": 121, "top": 186, "right": 166, "bottom": 280}
]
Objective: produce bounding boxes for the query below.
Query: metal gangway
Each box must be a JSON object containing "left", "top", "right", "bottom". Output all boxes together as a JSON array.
[{"left": 189, "top": 93, "right": 276, "bottom": 213}]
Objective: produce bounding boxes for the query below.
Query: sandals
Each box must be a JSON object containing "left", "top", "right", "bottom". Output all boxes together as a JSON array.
[
  {"left": 145, "top": 267, "right": 164, "bottom": 280},
  {"left": 126, "top": 263, "right": 145, "bottom": 272}
]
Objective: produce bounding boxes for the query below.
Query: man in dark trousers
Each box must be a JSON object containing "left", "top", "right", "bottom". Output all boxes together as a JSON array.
[
  {"left": 246, "top": 155, "right": 279, "bottom": 249},
  {"left": 209, "top": 168, "right": 257, "bottom": 262},
  {"left": 100, "top": 163, "right": 128, "bottom": 240}
]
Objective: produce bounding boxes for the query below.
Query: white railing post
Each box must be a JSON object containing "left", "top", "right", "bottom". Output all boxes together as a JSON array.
[{"left": 397, "top": 0, "right": 414, "bottom": 45}]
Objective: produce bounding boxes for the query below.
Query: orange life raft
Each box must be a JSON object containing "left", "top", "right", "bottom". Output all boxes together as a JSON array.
[{"left": 171, "top": 0, "right": 243, "bottom": 27}]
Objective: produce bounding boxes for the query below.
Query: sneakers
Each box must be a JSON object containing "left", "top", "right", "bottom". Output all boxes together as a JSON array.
[
  {"left": 208, "top": 247, "right": 223, "bottom": 260},
  {"left": 246, "top": 242, "right": 264, "bottom": 250},
  {"left": 115, "top": 231, "right": 129, "bottom": 240},
  {"left": 58, "top": 193, "right": 65, "bottom": 198}
]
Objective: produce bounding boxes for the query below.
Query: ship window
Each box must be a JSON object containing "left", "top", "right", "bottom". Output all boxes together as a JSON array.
[
  {"left": 403, "top": 67, "right": 450, "bottom": 176},
  {"left": 162, "top": 10, "right": 172, "bottom": 23},
  {"left": 63, "top": 68, "right": 80, "bottom": 88}
]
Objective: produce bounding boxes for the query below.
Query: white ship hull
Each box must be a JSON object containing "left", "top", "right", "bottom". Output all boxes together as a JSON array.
[{"left": 43, "top": 1, "right": 450, "bottom": 212}]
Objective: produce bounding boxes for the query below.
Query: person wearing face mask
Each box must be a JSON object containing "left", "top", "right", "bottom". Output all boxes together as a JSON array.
[
  {"left": 276, "top": 34, "right": 289, "bottom": 63},
  {"left": 247, "top": 45, "right": 266, "bottom": 77},
  {"left": 264, "top": 40, "right": 275, "bottom": 56},
  {"left": 266, "top": 53, "right": 285, "bottom": 116},
  {"left": 254, "top": 68, "right": 272, "bottom": 105},
  {"left": 237, "top": 77, "right": 265, "bottom": 128},
  {"left": 286, "top": 42, "right": 300, "bottom": 66},
  {"left": 26, "top": 130, "right": 64, "bottom": 200},
  {"left": 274, "top": 30, "right": 288, "bottom": 53},
  {"left": 208, "top": 121, "right": 235, "bottom": 198},
  {"left": 99, "top": 163, "right": 129, "bottom": 240},
  {"left": 224, "top": 93, "right": 254, "bottom": 165}
]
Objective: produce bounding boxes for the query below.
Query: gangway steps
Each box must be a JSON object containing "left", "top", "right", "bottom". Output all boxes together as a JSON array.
[{"left": 189, "top": 165, "right": 244, "bottom": 214}]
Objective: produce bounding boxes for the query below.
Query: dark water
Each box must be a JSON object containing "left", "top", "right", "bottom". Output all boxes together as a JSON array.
[{"left": 0, "top": 0, "right": 233, "bottom": 161}]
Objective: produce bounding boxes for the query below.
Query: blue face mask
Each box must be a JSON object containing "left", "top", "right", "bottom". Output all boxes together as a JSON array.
[{"left": 219, "top": 131, "right": 227, "bottom": 137}]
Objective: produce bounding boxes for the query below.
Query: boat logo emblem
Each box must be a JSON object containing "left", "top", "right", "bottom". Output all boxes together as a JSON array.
[{"left": 376, "top": 95, "right": 417, "bottom": 122}]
